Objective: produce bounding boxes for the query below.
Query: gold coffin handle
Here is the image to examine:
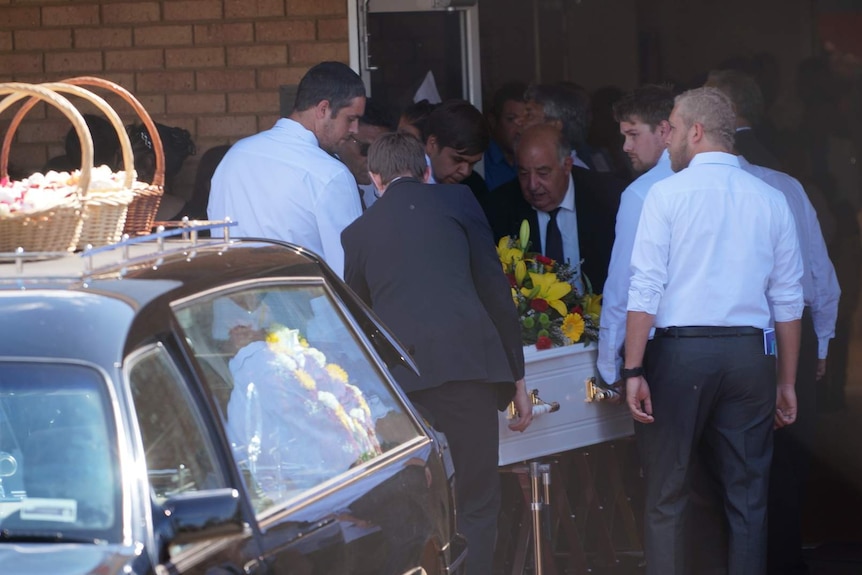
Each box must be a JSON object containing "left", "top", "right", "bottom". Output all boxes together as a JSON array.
[
  {"left": 507, "top": 388, "right": 560, "bottom": 419},
  {"left": 585, "top": 377, "right": 620, "bottom": 403}
]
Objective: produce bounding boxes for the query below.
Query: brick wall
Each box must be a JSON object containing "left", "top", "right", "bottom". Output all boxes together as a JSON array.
[{"left": 0, "top": 0, "right": 350, "bottom": 201}]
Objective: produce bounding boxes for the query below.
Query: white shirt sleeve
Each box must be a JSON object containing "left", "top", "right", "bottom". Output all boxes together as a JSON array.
[
  {"left": 805, "top": 197, "right": 841, "bottom": 358},
  {"left": 315, "top": 169, "right": 363, "bottom": 279},
  {"left": 768, "top": 201, "right": 805, "bottom": 323},
  {"left": 627, "top": 186, "right": 669, "bottom": 315}
]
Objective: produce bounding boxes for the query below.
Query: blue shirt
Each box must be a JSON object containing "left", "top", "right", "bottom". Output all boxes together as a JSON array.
[
  {"left": 628, "top": 152, "right": 803, "bottom": 328},
  {"left": 208, "top": 118, "right": 362, "bottom": 278},
  {"left": 483, "top": 140, "right": 518, "bottom": 191},
  {"left": 597, "top": 150, "right": 672, "bottom": 383}
]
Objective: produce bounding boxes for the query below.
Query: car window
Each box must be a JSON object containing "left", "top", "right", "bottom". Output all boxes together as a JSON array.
[
  {"left": 127, "top": 346, "right": 228, "bottom": 505},
  {"left": 0, "top": 362, "right": 120, "bottom": 539},
  {"left": 174, "top": 284, "right": 423, "bottom": 513}
]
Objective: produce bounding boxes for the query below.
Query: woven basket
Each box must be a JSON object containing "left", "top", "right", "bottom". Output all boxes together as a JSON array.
[
  {"left": 58, "top": 77, "right": 166, "bottom": 236},
  {"left": 2, "top": 82, "right": 137, "bottom": 249},
  {"left": 0, "top": 83, "right": 89, "bottom": 253}
]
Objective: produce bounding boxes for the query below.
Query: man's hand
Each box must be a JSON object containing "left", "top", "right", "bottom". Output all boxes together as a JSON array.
[
  {"left": 816, "top": 359, "right": 827, "bottom": 381},
  {"left": 508, "top": 378, "right": 533, "bottom": 432},
  {"left": 775, "top": 383, "right": 797, "bottom": 429},
  {"left": 626, "top": 376, "right": 654, "bottom": 424}
]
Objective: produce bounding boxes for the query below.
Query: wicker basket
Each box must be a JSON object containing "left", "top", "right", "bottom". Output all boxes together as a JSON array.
[
  {"left": 0, "top": 83, "right": 89, "bottom": 253},
  {"left": 58, "top": 77, "right": 166, "bottom": 236},
  {"left": 2, "top": 82, "right": 137, "bottom": 249}
]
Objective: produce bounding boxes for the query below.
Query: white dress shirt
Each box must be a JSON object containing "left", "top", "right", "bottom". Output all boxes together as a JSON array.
[
  {"left": 535, "top": 174, "right": 581, "bottom": 286},
  {"left": 739, "top": 156, "right": 840, "bottom": 358},
  {"left": 570, "top": 150, "right": 590, "bottom": 170},
  {"left": 208, "top": 118, "right": 362, "bottom": 278},
  {"left": 628, "top": 152, "right": 804, "bottom": 328},
  {"left": 597, "top": 150, "right": 673, "bottom": 383}
]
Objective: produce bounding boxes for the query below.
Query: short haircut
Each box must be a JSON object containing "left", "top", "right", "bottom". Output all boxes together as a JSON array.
[
  {"left": 292, "top": 61, "right": 366, "bottom": 117},
  {"left": 674, "top": 87, "right": 736, "bottom": 151},
  {"left": 65, "top": 114, "right": 120, "bottom": 168},
  {"left": 524, "top": 83, "right": 590, "bottom": 148},
  {"left": 360, "top": 98, "right": 398, "bottom": 131},
  {"left": 367, "top": 132, "right": 428, "bottom": 185},
  {"left": 490, "top": 81, "right": 528, "bottom": 120},
  {"left": 612, "top": 84, "right": 675, "bottom": 128},
  {"left": 425, "top": 98, "right": 490, "bottom": 155},
  {"left": 400, "top": 99, "right": 437, "bottom": 142},
  {"left": 705, "top": 69, "right": 764, "bottom": 125}
]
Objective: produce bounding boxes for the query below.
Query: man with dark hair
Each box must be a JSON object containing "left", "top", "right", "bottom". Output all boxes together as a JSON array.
[
  {"left": 597, "top": 84, "right": 675, "bottom": 388},
  {"left": 208, "top": 61, "right": 366, "bottom": 278},
  {"left": 44, "top": 114, "right": 121, "bottom": 172},
  {"left": 342, "top": 130, "right": 532, "bottom": 575},
  {"left": 335, "top": 98, "right": 397, "bottom": 210},
  {"left": 483, "top": 81, "right": 527, "bottom": 191}
]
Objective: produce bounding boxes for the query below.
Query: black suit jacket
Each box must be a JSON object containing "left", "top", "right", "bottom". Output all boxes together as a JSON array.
[
  {"left": 735, "top": 128, "right": 782, "bottom": 171},
  {"left": 481, "top": 166, "right": 625, "bottom": 293},
  {"left": 342, "top": 178, "right": 524, "bottom": 402}
]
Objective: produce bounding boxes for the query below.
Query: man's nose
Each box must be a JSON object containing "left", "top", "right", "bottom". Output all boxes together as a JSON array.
[{"left": 622, "top": 138, "right": 633, "bottom": 153}]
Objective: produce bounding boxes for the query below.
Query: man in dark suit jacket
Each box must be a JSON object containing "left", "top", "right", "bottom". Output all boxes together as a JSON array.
[
  {"left": 342, "top": 132, "right": 532, "bottom": 575},
  {"left": 482, "top": 123, "right": 625, "bottom": 293}
]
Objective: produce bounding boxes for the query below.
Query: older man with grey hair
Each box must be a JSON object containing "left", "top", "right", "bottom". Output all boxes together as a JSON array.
[{"left": 623, "top": 86, "right": 804, "bottom": 575}]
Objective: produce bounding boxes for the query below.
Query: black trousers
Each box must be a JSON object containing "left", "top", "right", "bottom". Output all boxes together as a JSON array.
[
  {"left": 410, "top": 380, "right": 502, "bottom": 575},
  {"left": 638, "top": 331, "right": 776, "bottom": 575}
]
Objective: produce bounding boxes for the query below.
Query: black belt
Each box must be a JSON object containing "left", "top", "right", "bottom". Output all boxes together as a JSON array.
[{"left": 654, "top": 326, "right": 763, "bottom": 338}]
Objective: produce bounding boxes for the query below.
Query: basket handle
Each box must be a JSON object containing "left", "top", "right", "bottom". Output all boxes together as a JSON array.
[
  {"left": 59, "top": 76, "right": 164, "bottom": 188},
  {"left": 0, "top": 83, "right": 135, "bottom": 191},
  {"left": 0, "top": 83, "right": 92, "bottom": 197}
]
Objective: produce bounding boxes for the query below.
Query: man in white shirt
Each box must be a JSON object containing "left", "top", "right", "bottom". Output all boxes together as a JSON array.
[
  {"left": 208, "top": 61, "right": 366, "bottom": 278},
  {"left": 597, "top": 84, "right": 675, "bottom": 390},
  {"left": 623, "top": 87, "right": 804, "bottom": 575}
]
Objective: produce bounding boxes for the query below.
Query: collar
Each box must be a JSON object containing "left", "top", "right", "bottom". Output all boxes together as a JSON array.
[
  {"left": 425, "top": 153, "right": 437, "bottom": 184},
  {"left": 735, "top": 126, "right": 753, "bottom": 132},
  {"left": 688, "top": 151, "right": 740, "bottom": 169},
  {"left": 276, "top": 118, "right": 320, "bottom": 147}
]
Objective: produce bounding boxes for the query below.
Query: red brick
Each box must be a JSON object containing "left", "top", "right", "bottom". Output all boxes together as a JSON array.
[
  {"left": 228, "top": 91, "right": 279, "bottom": 114},
  {"left": 163, "top": 0, "right": 222, "bottom": 21},
  {"left": 45, "top": 51, "right": 103, "bottom": 74},
  {"left": 255, "top": 19, "right": 315, "bottom": 43},
  {"left": 165, "top": 47, "right": 224, "bottom": 69},
  {"left": 136, "top": 71, "right": 195, "bottom": 93},
  {"left": 225, "top": 0, "right": 284, "bottom": 18},
  {"left": 256, "top": 66, "right": 307, "bottom": 89},
  {"left": 9, "top": 143, "right": 47, "bottom": 175},
  {"left": 105, "top": 49, "right": 164, "bottom": 71},
  {"left": 133, "top": 93, "right": 166, "bottom": 116},
  {"left": 102, "top": 2, "right": 161, "bottom": 25},
  {"left": 14, "top": 29, "right": 72, "bottom": 51},
  {"left": 135, "top": 25, "right": 193, "bottom": 46},
  {"left": 227, "top": 45, "right": 287, "bottom": 67},
  {"left": 289, "top": 41, "right": 348, "bottom": 65},
  {"left": 0, "top": 30, "right": 12, "bottom": 51},
  {"left": 196, "top": 69, "right": 256, "bottom": 92},
  {"left": 287, "top": 0, "right": 346, "bottom": 17},
  {"left": 74, "top": 27, "right": 133, "bottom": 49},
  {"left": 317, "top": 18, "right": 348, "bottom": 41},
  {"left": 16, "top": 117, "right": 69, "bottom": 144},
  {"left": 197, "top": 115, "right": 257, "bottom": 138},
  {"left": 167, "top": 93, "right": 226, "bottom": 114},
  {"left": 0, "top": 7, "right": 40, "bottom": 30},
  {"left": 258, "top": 114, "right": 280, "bottom": 131},
  {"left": 194, "top": 22, "right": 253, "bottom": 45},
  {"left": 42, "top": 4, "right": 99, "bottom": 27}
]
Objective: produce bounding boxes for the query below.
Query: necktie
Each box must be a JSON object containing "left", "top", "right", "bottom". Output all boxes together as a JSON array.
[
  {"left": 545, "top": 207, "right": 564, "bottom": 263},
  {"left": 358, "top": 187, "right": 367, "bottom": 212}
]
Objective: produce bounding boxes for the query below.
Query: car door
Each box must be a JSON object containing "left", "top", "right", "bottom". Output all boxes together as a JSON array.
[
  {"left": 126, "top": 344, "right": 267, "bottom": 574},
  {"left": 173, "top": 280, "right": 453, "bottom": 575}
]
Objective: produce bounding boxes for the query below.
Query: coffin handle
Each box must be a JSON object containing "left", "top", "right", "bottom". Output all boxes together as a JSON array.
[{"left": 508, "top": 388, "right": 560, "bottom": 419}]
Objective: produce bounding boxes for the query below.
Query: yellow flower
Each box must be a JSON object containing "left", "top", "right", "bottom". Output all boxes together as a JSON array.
[
  {"left": 266, "top": 331, "right": 279, "bottom": 345},
  {"left": 562, "top": 313, "right": 585, "bottom": 343},
  {"left": 521, "top": 272, "right": 572, "bottom": 316},
  {"left": 583, "top": 293, "right": 603, "bottom": 321},
  {"left": 294, "top": 369, "right": 316, "bottom": 391},
  {"left": 514, "top": 259, "right": 527, "bottom": 287},
  {"left": 326, "top": 363, "right": 349, "bottom": 383}
]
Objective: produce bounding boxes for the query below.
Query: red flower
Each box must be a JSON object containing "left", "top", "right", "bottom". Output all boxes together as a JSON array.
[
  {"left": 530, "top": 298, "right": 550, "bottom": 312},
  {"left": 534, "top": 254, "right": 553, "bottom": 266},
  {"left": 536, "top": 336, "right": 553, "bottom": 350},
  {"left": 505, "top": 273, "right": 517, "bottom": 288},
  {"left": 571, "top": 305, "right": 583, "bottom": 315}
]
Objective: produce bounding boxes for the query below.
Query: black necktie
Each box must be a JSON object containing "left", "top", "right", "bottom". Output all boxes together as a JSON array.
[
  {"left": 545, "top": 207, "right": 564, "bottom": 263},
  {"left": 358, "top": 187, "right": 367, "bottom": 212}
]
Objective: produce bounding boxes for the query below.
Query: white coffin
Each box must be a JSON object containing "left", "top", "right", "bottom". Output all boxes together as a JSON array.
[{"left": 498, "top": 343, "right": 634, "bottom": 466}]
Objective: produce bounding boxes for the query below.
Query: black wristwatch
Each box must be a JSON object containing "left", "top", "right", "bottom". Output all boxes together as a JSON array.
[{"left": 620, "top": 366, "right": 644, "bottom": 379}]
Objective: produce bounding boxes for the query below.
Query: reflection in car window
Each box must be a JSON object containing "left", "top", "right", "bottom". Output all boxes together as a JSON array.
[
  {"left": 174, "top": 284, "right": 422, "bottom": 513},
  {"left": 0, "top": 362, "right": 120, "bottom": 539},
  {"left": 128, "top": 347, "right": 227, "bottom": 505}
]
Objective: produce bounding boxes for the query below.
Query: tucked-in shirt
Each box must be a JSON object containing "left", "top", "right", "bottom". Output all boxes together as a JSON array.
[
  {"left": 597, "top": 150, "right": 672, "bottom": 384},
  {"left": 484, "top": 140, "right": 518, "bottom": 191},
  {"left": 207, "top": 118, "right": 362, "bottom": 278},
  {"left": 627, "top": 152, "right": 804, "bottom": 328},
  {"left": 739, "top": 156, "right": 840, "bottom": 358},
  {"left": 535, "top": 174, "right": 581, "bottom": 288}
]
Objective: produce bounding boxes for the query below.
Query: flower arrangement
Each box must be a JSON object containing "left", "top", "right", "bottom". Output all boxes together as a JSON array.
[{"left": 497, "top": 220, "right": 601, "bottom": 350}]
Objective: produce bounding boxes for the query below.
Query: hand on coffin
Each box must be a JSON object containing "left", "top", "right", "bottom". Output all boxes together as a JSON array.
[
  {"left": 508, "top": 378, "right": 533, "bottom": 432},
  {"left": 626, "top": 376, "right": 654, "bottom": 424}
]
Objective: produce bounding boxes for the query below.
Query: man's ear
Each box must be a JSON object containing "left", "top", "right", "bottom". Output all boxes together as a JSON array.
[
  {"left": 425, "top": 135, "right": 438, "bottom": 156},
  {"left": 421, "top": 165, "right": 431, "bottom": 183},
  {"left": 656, "top": 119, "right": 671, "bottom": 140},
  {"left": 370, "top": 171, "right": 387, "bottom": 194},
  {"left": 314, "top": 99, "right": 331, "bottom": 120},
  {"left": 690, "top": 121, "right": 704, "bottom": 144},
  {"left": 562, "top": 153, "right": 573, "bottom": 172}
]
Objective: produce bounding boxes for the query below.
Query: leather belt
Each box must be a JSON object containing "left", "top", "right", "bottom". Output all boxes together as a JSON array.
[{"left": 654, "top": 326, "right": 764, "bottom": 338}]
